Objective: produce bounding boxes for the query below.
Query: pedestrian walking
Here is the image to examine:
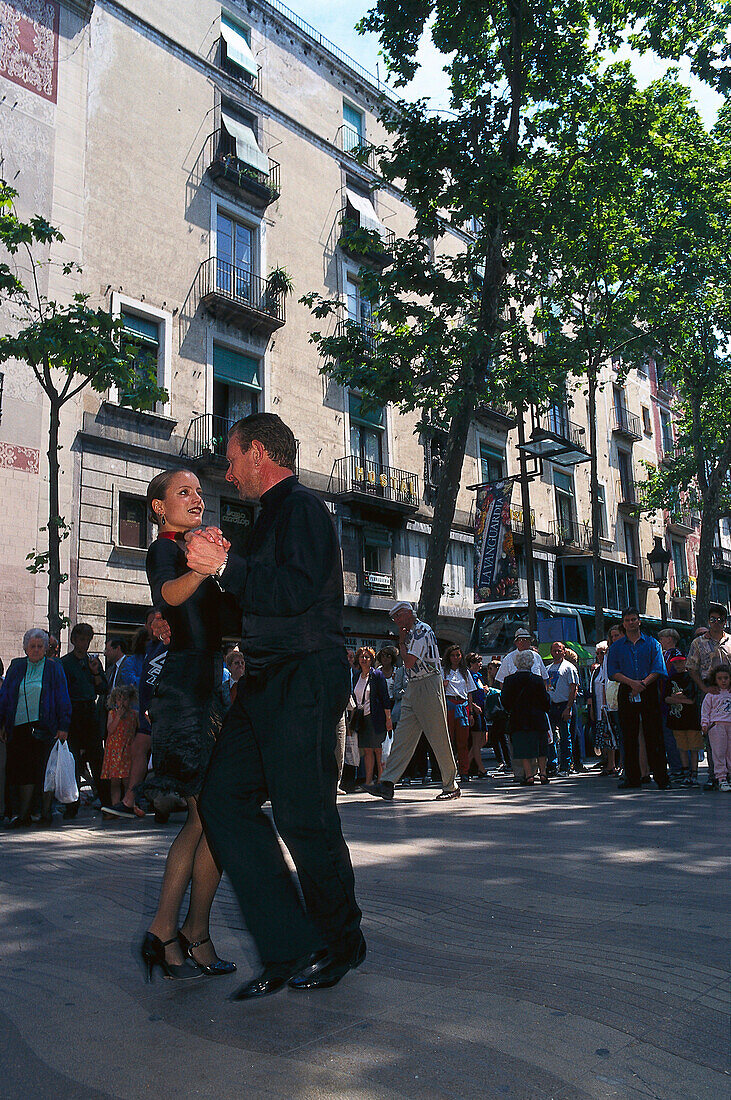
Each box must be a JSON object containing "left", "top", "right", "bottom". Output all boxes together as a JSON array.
[
  {"left": 546, "top": 642, "right": 580, "bottom": 776},
  {"left": 500, "top": 650, "right": 551, "bottom": 785},
  {"left": 466, "top": 653, "right": 489, "bottom": 779},
  {"left": 60, "top": 623, "right": 106, "bottom": 816},
  {"left": 101, "top": 683, "right": 138, "bottom": 812},
  {"left": 186, "top": 413, "right": 364, "bottom": 997},
  {"left": 442, "top": 644, "right": 475, "bottom": 782},
  {"left": 350, "top": 646, "right": 392, "bottom": 786},
  {"left": 687, "top": 604, "right": 731, "bottom": 790},
  {"left": 367, "top": 602, "right": 460, "bottom": 802}
]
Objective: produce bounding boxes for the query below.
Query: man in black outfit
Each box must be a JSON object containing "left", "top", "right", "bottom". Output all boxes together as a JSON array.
[{"left": 188, "top": 413, "right": 364, "bottom": 999}]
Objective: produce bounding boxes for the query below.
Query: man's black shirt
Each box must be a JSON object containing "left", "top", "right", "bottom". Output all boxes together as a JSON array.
[{"left": 219, "top": 476, "right": 345, "bottom": 673}]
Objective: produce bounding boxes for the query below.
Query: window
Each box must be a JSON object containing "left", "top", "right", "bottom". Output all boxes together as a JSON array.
[
  {"left": 363, "top": 530, "right": 392, "bottom": 587},
  {"left": 479, "top": 441, "right": 505, "bottom": 484},
  {"left": 641, "top": 405, "right": 652, "bottom": 434},
  {"left": 120, "top": 311, "right": 160, "bottom": 409},
  {"left": 423, "top": 429, "right": 447, "bottom": 504},
  {"left": 535, "top": 558, "right": 550, "bottom": 600},
  {"left": 346, "top": 276, "right": 373, "bottom": 326},
  {"left": 213, "top": 344, "right": 260, "bottom": 439},
  {"left": 554, "top": 470, "right": 575, "bottom": 540},
  {"left": 118, "top": 494, "right": 147, "bottom": 549},
  {"left": 216, "top": 212, "right": 255, "bottom": 297},
  {"left": 221, "top": 13, "right": 258, "bottom": 84},
  {"left": 596, "top": 484, "right": 608, "bottom": 539},
  {"left": 220, "top": 107, "right": 269, "bottom": 177},
  {"left": 623, "top": 521, "right": 639, "bottom": 566},
  {"left": 660, "top": 410, "right": 673, "bottom": 453},
  {"left": 613, "top": 386, "right": 626, "bottom": 418},
  {"left": 344, "top": 184, "right": 389, "bottom": 242},
  {"left": 349, "top": 392, "right": 384, "bottom": 467},
  {"left": 617, "top": 450, "right": 634, "bottom": 503},
  {"left": 343, "top": 101, "right": 364, "bottom": 152},
  {"left": 672, "top": 540, "right": 688, "bottom": 585}
]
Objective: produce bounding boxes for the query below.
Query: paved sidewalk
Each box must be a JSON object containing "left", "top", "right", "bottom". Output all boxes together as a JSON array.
[{"left": 1, "top": 772, "right": 729, "bottom": 1100}]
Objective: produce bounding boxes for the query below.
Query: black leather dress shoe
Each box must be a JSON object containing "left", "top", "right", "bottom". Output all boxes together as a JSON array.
[
  {"left": 289, "top": 933, "right": 366, "bottom": 991},
  {"left": 232, "top": 951, "right": 326, "bottom": 1000}
]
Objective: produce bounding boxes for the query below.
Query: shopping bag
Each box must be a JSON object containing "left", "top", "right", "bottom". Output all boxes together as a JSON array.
[
  {"left": 381, "top": 731, "right": 393, "bottom": 763},
  {"left": 344, "top": 730, "right": 360, "bottom": 767},
  {"left": 44, "top": 741, "right": 79, "bottom": 804}
]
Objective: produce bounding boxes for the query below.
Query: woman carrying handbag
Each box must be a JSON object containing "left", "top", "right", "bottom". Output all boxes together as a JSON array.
[{"left": 350, "top": 647, "right": 393, "bottom": 787}]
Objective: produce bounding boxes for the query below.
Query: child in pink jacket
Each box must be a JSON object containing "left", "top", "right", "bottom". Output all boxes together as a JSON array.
[{"left": 700, "top": 665, "right": 731, "bottom": 792}]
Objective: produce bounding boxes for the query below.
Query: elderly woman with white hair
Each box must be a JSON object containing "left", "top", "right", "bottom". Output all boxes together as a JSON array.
[
  {"left": 0, "top": 628, "right": 71, "bottom": 827},
  {"left": 590, "top": 641, "right": 620, "bottom": 775},
  {"left": 500, "top": 649, "right": 551, "bottom": 785}
]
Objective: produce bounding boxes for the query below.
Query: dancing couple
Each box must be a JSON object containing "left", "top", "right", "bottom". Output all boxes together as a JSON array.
[{"left": 141, "top": 412, "right": 364, "bottom": 998}]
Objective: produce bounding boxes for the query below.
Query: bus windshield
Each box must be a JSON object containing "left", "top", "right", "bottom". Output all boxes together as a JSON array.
[{"left": 471, "top": 605, "right": 584, "bottom": 656}]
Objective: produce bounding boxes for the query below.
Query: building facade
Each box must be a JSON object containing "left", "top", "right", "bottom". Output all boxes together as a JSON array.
[{"left": 0, "top": 0, "right": 724, "bottom": 661}]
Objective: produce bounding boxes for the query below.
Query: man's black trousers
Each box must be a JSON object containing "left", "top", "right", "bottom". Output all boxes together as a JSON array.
[
  {"left": 618, "top": 686, "right": 669, "bottom": 788},
  {"left": 200, "top": 647, "right": 361, "bottom": 966}
]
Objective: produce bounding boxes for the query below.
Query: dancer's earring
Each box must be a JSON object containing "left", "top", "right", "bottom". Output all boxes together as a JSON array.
[{"left": 160, "top": 513, "right": 166, "bottom": 526}]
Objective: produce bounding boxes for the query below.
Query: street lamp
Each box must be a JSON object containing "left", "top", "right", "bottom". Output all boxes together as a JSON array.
[{"left": 647, "top": 535, "right": 671, "bottom": 626}]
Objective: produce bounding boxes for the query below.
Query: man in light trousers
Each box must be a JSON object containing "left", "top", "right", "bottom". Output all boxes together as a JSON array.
[{"left": 368, "top": 602, "right": 460, "bottom": 802}]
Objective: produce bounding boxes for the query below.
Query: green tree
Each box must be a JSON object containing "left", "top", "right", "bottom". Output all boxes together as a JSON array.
[
  {"left": 0, "top": 182, "right": 167, "bottom": 638},
  {"left": 302, "top": 2, "right": 725, "bottom": 626},
  {"left": 636, "top": 101, "right": 731, "bottom": 625}
]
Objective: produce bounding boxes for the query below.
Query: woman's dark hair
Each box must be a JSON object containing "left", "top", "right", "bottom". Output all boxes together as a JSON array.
[
  {"left": 146, "top": 469, "right": 180, "bottom": 526},
  {"left": 131, "top": 627, "right": 148, "bottom": 656},
  {"left": 708, "top": 663, "right": 731, "bottom": 686},
  {"left": 356, "top": 646, "right": 376, "bottom": 663},
  {"left": 466, "top": 652, "right": 482, "bottom": 667},
  {"left": 377, "top": 645, "right": 399, "bottom": 666},
  {"left": 442, "top": 644, "right": 468, "bottom": 676},
  {"left": 228, "top": 412, "right": 297, "bottom": 473}
]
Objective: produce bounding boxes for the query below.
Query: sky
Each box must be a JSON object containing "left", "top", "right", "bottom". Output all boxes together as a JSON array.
[{"left": 284, "top": 0, "right": 723, "bottom": 127}]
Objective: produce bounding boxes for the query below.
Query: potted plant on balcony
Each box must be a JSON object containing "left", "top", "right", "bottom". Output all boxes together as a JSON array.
[{"left": 265, "top": 267, "right": 294, "bottom": 315}]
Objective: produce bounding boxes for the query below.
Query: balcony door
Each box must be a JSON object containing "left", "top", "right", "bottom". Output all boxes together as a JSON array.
[
  {"left": 346, "top": 276, "right": 373, "bottom": 328},
  {"left": 212, "top": 345, "right": 260, "bottom": 454},
  {"left": 554, "top": 471, "right": 575, "bottom": 540},
  {"left": 350, "top": 393, "right": 383, "bottom": 467},
  {"left": 617, "top": 449, "right": 634, "bottom": 502},
  {"left": 217, "top": 213, "right": 254, "bottom": 300}
]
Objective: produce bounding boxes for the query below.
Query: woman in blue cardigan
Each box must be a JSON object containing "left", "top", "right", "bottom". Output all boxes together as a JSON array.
[
  {"left": 351, "top": 646, "right": 393, "bottom": 786},
  {"left": 0, "top": 628, "right": 71, "bottom": 827}
]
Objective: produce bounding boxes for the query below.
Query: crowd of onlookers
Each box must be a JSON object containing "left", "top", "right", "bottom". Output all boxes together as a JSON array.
[{"left": 1, "top": 601, "right": 730, "bottom": 827}]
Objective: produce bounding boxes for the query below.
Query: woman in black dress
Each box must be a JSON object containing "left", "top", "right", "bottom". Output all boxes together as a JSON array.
[{"left": 141, "top": 469, "right": 235, "bottom": 981}]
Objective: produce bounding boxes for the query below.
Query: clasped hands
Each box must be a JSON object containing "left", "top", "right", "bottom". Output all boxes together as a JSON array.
[{"left": 185, "top": 526, "right": 231, "bottom": 576}]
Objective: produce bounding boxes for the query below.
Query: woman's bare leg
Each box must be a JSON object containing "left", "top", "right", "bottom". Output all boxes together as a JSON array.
[
  {"left": 363, "top": 748, "right": 374, "bottom": 785},
  {"left": 374, "top": 746, "right": 383, "bottom": 781}
]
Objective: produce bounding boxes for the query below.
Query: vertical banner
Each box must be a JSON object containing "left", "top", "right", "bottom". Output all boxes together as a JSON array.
[{"left": 474, "top": 480, "right": 520, "bottom": 602}]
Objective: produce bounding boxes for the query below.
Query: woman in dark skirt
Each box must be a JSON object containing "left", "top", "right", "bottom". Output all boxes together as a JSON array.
[
  {"left": 351, "top": 646, "right": 392, "bottom": 786},
  {"left": 140, "top": 469, "right": 235, "bottom": 982}
]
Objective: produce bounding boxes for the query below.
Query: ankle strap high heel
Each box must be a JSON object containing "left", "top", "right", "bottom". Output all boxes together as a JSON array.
[
  {"left": 141, "top": 932, "right": 202, "bottom": 983},
  {"left": 178, "top": 929, "right": 236, "bottom": 976}
]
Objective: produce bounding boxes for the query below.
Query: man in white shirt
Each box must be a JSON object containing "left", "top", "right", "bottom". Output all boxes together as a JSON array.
[
  {"left": 546, "top": 641, "right": 580, "bottom": 776},
  {"left": 495, "top": 629, "right": 549, "bottom": 685},
  {"left": 368, "top": 601, "right": 460, "bottom": 801}
]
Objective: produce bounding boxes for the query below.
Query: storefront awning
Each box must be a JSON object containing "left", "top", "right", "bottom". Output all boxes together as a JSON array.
[{"left": 221, "top": 111, "right": 269, "bottom": 176}]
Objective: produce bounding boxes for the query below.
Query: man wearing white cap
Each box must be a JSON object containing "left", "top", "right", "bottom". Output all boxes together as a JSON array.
[
  {"left": 367, "top": 602, "right": 460, "bottom": 801},
  {"left": 495, "top": 628, "right": 549, "bottom": 686}
]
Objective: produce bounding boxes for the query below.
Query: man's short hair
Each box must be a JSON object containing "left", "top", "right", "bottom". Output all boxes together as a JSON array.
[
  {"left": 107, "top": 636, "right": 126, "bottom": 653},
  {"left": 621, "top": 607, "right": 641, "bottom": 621},
  {"left": 228, "top": 413, "right": 297, "bottom": 473},
  {"left": 70, "top": 623, "right": 94, "bottom": 642},
  {"left": 708, "top": 603, "right": 728, "bottom": 621}
]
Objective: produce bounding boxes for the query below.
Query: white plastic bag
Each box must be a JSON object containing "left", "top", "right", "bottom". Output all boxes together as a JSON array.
[
  {"left": 44, "top": 740, "right": 79, "bottom": 804},
  {"left": 344, "top": 730, "right": 360, "bottom": 767},
  {"left": 381, "top": 731, "right": 393, "bottom": 763}
]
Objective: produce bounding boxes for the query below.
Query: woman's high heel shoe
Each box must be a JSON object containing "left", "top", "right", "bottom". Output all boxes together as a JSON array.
[
  {"left": 178, "top": 930, "right": 237, "bottom": 976},
  {"left": 141, "top": 932, "right": 202, "bottom": 982}
]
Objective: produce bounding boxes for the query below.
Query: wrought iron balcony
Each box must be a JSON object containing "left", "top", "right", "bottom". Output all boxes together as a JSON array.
[
  {"left": 671, "top": 577, "right": 693, "bottom": 600},
  {"left": 611, "top": 408, "right": 642, "bottom": 441},
  {"left": 474, "top": 403, "right": 517, "bottom": 429},
  {"left": 550, "top": 518, "right": 592, "bottom": 550},
  {"left": 330, "top": 455, "right": 419, "bottom": 513},
  {"left": 667, "top": 511, "right": 695, "bottom": 535},
  {"left": 334, "top": 317, "right": 378, "bottom": 350},
  {"left": 181, "top": 413, "right": 299, "bottom": 471},
  {"left": 336, "top": 124, "right": 380, "bottom": 173},
  {"left": 616, "top": 478, "right": 639, "bottom": 511},
  {"left": 206, "top": 129, "right": 280, "bottom": 208},
  {"left": 660, "top": 443, "right": 680, "bottom": 466},
  {"left": 712, "top": 546, "right": 731, "bottom": 572},
  {"left": 196, "top": 258, "right": 286, "bottom": 333},
  {"left": 339, "top": 211, "right": 395, "bottom": 266}
]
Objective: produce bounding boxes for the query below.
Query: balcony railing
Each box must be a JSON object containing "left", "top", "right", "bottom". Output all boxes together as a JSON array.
[
  {"left": 330, "top": 455, "right": 419, "bottom": 511},
  {"left": 207, "top": 130, "right": 280, "bottom": 207},
  {"left": 336, "top": 124, "right": 380, "bottom": 173},
  {"left": 181, "top": 414, "right": 300, "bottom": 471},
  {"left": 339, "top": 211, "right": 395, "bottom": 264},
  {"left": 335, "top": 317, "right": 378, "bottom": 350},
  {"left": 538, "top": 410, "right": 587, "bottom": 451},
  {"left": 713, "top": 546, "right": 731, "bottom": 572},
  {"left": 475, "top": 403, "right": 517, "bottom": 428},
  {"left": 550, "top": 518, "right": 592, "bottom": 550},
  {"left": 611, "top": 408, "right": 642, "bottom": 441},
  {"left": 636, "top": 559, "right": 657, "bottom": 585},
  {"left": 196, "top": 258, "right": 286, "bottom": 332},
  {"left": 616, "top": 478, "right": 639, "bottom": 509},
  {"left": 672, "top": 577, "right": 693, "bottom": 600},
  {"left": 667, "top": 511, "right": 695, "bottom": 535}
]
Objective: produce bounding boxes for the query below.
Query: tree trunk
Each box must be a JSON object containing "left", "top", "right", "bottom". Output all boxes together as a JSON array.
[
  {"left": 695, "top": 479, "right": 722, "bottom": 627},
  {"left": 418, "top": 395, "right": 474, "bottom": 629},
  {"left": 587, "top": 362, "right": 603, "bottom": 642},
  {"left": 47, "top": 400, "right": 63, "bottom": 639}
]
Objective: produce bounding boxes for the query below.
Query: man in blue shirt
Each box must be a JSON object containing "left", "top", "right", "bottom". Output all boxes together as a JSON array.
[{"left": 606, "top": 608, "right": 672, "bottom": 790}]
